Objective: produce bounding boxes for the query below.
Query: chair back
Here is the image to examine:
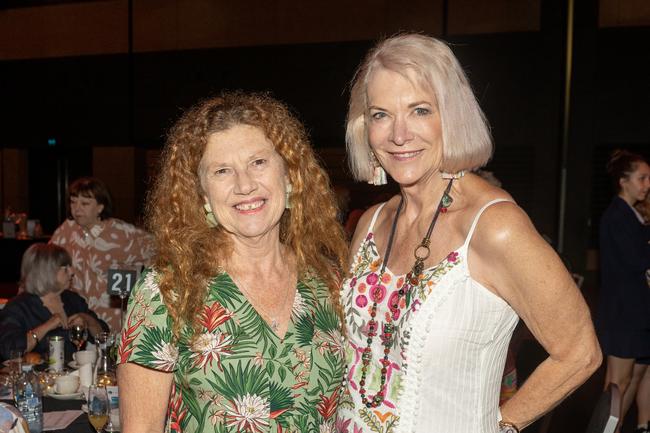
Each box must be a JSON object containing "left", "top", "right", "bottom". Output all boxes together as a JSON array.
[{"left": 585, "top": 383, "right": 621, "bottom": 433}]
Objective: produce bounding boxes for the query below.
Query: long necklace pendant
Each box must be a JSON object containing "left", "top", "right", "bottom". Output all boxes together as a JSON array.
[
  {"left": 412, "top": 258, "right": 425, "bottom": 279},
  {"left": 441, "top": 192, "right": 453, "bottom": 209},
  {"left": 271, "top": 319, "right": 279, "bottom": 332},
  {"left": 405, "top": 289, "right": 413, "bottom": 308}
]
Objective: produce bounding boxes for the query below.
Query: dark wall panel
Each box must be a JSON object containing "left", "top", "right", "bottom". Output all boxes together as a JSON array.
[
  {"left": 1, "top": 35, "right": 564, "bottom": 240},
  {"left": 4, "top": 28, "right": 650, "bottom": 272},
  {"left": 131, "top": 42, "right": 372, "bottom": 148},
  {"left": 1, "top": 55, "right": 130, "bottom": 148}
]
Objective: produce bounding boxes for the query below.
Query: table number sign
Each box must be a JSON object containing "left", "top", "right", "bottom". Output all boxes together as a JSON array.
[{"left": 107, "top": 269, "right": 137, "bottom": 296}]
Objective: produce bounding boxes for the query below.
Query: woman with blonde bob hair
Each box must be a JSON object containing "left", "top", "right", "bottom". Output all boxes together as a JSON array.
[
  {"left": 346, "top": 34, "right": 492, "bottom": 182},
  {"left": 117, "top": 92, "right": 348, "bottom": 433},
  {"left": 338, "top": 33, "right": 601, "bottom": 433}
]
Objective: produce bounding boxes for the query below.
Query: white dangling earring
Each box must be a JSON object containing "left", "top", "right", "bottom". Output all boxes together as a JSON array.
[
  {"left": 373, "top": 166, "right": 387, "bottom": 185},
  {"left": 203, "top": 202, "right": 219, "bottom": 228},
  {"left": 369, "top": 152, "right": 388, "bottom": 186},
  {"left": 441, "top": 170, "right": 466, "bottom": 179},
  {"left": 285, "top": 183, "right": 293, "bottom": 209}
]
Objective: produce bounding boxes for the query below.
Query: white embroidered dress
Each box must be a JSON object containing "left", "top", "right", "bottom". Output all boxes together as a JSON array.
[{"left": 338, "top": 199, "right": 519, "bottom": 433}]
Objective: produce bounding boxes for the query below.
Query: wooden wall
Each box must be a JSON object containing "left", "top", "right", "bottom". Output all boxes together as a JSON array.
[{"left": 0, "top": 0, "right": 542, "bottom": 60}]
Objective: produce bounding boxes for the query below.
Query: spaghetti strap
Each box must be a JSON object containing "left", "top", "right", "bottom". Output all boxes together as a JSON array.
[
  {"left": 462, "top": 199, "right": 513, "bottom": 249},
  {"left": 367, "top": 202, "right": 388, "bottom": 234}
]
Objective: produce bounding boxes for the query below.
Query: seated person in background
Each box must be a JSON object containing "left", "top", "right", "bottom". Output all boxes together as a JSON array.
[
  {"left": 50, "top": 177, "right": 154, "bottom": 331},
  {"left": 0, "top": 243, "right": 108, "bottom": 362}
]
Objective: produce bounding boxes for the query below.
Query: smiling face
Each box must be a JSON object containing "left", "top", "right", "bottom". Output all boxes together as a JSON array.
[
  {"left": 70, "top": 194, "right": 104, "bottom": 229},
  {"left": 620, "top": 161, "right": 650, "bottom": 204},
  {"left": 366, "top": 67, "right": 443, "bottom": 187},
  {"left": 199, "top": 124, "right": 289, "bottom": 242}
]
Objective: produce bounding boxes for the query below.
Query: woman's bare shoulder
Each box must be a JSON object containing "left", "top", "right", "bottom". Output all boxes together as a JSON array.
[
  {"left": 459, "top": 175, "right": 515, "bottom": 220},
  {"left": 456, "top": 175, "right": 535, "bottom": 244}
]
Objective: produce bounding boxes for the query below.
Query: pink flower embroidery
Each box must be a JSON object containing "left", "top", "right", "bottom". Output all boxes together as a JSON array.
[
  {"left": 387, "top": 290, "right": 400, "bottom": 309},
  {"left": 366, "top": 273, "right": 379, "bottom": 286},
  {"left": 447, "top": 251, "right": 459, "bottom": 263},
  {"left": 370, "top": 284, "right": 386, "bottom": 303},
  {"left": 355, "top": 295, "right": 368, "bottom": 308},
  {"left": 336, "top": 417, "right": 351, "bottom": 433}
]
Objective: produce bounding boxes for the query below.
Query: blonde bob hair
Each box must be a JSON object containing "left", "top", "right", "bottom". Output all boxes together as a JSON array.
[
  {"left": 347, "top": 33, "right": 493, "bottom": 181},
  {"left": 147, "top": 91, "right": 348, "bottom": 336}
]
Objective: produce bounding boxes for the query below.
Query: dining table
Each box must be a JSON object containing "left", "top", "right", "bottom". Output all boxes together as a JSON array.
[
  {"left": 43, "top": 396, "right": 94, "bottom": 433},
  {"left": 1, "top": 395, "right": 94, "bottom": 433}
]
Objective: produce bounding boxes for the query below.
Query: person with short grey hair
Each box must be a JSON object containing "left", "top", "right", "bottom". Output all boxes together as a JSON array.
[{"left": 0, "top": 243, "right": 107, "bottom": 361}]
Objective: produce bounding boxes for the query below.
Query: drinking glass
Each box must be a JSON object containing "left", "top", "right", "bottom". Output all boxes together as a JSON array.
[
  {"left": 69, "top": 324, "right": 87, "bottom": 351},
  {"left": 8, "top": 350, "right": 23, "bottom": 379},
  {"left": 87, "top": 385, "right": 110, "bottom": 433}
]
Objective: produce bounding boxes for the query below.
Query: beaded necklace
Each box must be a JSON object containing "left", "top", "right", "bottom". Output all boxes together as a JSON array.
[{"left": 358, "top": 178, "right": 455, "bottom": 408}]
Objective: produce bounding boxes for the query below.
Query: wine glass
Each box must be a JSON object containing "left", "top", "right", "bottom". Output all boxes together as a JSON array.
[
  {"left": 69, "top": 324, "right": 87, "bottom": 351},
  {"left": 87, "top": 385, "right": 110, "bottom": 433}
]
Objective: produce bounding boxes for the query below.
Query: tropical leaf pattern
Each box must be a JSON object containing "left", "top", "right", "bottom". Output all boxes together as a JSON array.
[{"left": 118, "top": 269, "right": 343, "bottom": 433}]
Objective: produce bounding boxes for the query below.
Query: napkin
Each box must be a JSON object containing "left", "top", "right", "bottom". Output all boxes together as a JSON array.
[
  {"left": 70, "top": 362, "right": 94, "bottom": 388},
  {"left": 43, "top": 410, "right": 83, "bottom": 431}
]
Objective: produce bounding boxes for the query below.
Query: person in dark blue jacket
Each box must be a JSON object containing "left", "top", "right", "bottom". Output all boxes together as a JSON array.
[
  {"left": 0, "top": 243, "right": 108, "bottom": 362},
  {"left": 598, "top": 149, "right": 650, "bottom": 433}
]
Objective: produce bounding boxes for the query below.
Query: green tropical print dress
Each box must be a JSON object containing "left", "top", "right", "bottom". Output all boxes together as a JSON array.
[{"left": 117, "top": 269, "right": 344, "bottom": 433}]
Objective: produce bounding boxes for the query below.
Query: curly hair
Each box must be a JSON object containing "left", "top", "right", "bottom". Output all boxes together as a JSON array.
[{"left": 147, "top": 91, "right": 348, "bottom": 337}]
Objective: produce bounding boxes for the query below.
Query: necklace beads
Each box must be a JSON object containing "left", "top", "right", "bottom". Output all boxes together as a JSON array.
[{"left": 356, "top": 179, "right": 455, "bottom": 408}]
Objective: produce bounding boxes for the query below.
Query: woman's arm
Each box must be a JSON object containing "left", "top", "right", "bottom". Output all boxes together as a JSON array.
[
  {"left": 115, "top": 219, "right": 155, "bottom": 267},
  {"left": 67, "top": 312, "right": 105, "bottom": 337},
  {"left": 24, "top": 315, "right": 66, "bottom": 352},
  {"left": 64, "top": 291, "right": 109, "bottom": 337},
  {"left": 0, "top": 301, "right": 65, "bottom": 358},
  {"left": 115, "top": 268, "right": 177, "bottom": 433},
  {"left": 471, "top": 203, "right": 601, "bottom": 430},
  {"left": 118, "top": 363, "right": 173, "bottom": 433}
]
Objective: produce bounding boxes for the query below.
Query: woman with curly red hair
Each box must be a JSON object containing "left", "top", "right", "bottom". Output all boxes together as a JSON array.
[{"left": 117, "top": 92, "right": 348, "bottom": 433}]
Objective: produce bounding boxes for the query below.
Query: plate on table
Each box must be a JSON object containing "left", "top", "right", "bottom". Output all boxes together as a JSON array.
[
  {"left": 48, "top": 391, "right": 84, "bottom": 400},
  {"left": 1, "top": 358, "right": 46, "bottom": 373},
  {"left": 3, "top": 355, "right": 46, "bottom": 367}
]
